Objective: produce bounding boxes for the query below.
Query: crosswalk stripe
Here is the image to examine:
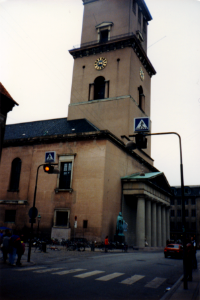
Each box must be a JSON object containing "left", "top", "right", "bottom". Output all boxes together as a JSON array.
[
  {"left": 121, "top": 275, "right": 145, "bottom": 285},
  {"left": 74, "top": 270, "right": 105, "bottom": 278},
  {"left": 96, "top": 272, "right": 124, "bottom": 281},
  {"left": 52, "top": 269, "right": 87, "bottom": 275},
  {"left": 15, "top": 267, "right": 47, "bottom": 271},
  {"left": 145, "top": 277, "right": 166, "bottom": 288},
  {"left": 34, "top": 268, "right": 64, "bottom": 273}
]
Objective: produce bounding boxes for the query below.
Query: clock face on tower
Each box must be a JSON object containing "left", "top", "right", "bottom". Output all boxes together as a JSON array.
[{"left": 94, "top": 57, "right": 107, "bottom": 70}]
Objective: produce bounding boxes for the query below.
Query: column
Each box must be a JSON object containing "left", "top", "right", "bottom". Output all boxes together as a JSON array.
[
  {"left": 157, "top": 205, "right": 162, "bottom": 247},
  {"left": 151, "top": 202, "right": 157, "bottom": 247},
  {"left": 161, "top": 206, "right": 166, "bottom": 247},
  {"left": 145, "top": 200, "right": 151, "bottom": 247},
  {"left": 166, "top": 207, "right": 170, "bottom": 241},
  {"left": 136, "top": 197, "right": 145, "bottom": 247}
]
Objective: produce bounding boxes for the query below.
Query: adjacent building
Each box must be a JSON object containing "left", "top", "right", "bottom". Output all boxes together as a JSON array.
[{"left": 170, "top": 186, "right": 200, "bottom": 246}]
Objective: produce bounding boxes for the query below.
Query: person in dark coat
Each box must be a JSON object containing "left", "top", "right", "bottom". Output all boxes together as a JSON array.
[
  {"left": 185, "top": 240, "right": 194, "bottom": 281},
  {"left": 2, "top": 230, "right": 11, "bottom": 263}
]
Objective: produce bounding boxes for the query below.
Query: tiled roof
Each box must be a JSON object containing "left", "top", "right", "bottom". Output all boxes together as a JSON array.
[
  {"left": 0, "top": 82, "right": 18, "bottom": 104},
  {"left": 4, "top": 118, "right": 99, "bottom": 140}
]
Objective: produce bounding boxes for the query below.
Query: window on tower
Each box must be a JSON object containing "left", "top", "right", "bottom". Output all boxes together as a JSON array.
[
  {"left": 138, "top": 8, "right": 141, "bottom": 24},
  {"left": 100, "top": 30, "right": 109, "bottom": 43},
  {"left": 138, "top": 86, "right": 145, "bottom": 112},
  {"left": 94, "top": 76, "right": 106, "bottom": 100}
]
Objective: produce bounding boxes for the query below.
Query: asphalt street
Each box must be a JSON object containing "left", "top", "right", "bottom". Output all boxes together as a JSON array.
[{"left": 0, "top": 247, "right": 186, "bottom": 300}]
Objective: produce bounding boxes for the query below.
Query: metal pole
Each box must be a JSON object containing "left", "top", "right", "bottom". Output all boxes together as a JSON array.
[
  {"left": 129, "top": 131, "right": 187, "bottom": 289},
  {"left": 27, "top": 164, "right": 43, "bottom": 262}
]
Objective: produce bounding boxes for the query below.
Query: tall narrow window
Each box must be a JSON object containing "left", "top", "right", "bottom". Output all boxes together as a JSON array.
[
  {"left": 57, "top": 155, "right": 75, "bottom": 191},
  {"left": 9, "top": 158, "right": 21, "bottom": 192},
  {"left": 138, "top": 86, "right": 145, "bottom": 112},
  {"left": 59, "top": 162, "right": 72, "bottom": 189},
  {"left": 94, "top": 76, "right": 105, "bottom": 100}
]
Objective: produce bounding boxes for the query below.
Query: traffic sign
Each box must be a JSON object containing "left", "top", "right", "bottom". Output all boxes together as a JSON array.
[
  {"left": 45, "top": 151, "right": 56, "bottom": 163},
  {"left": 28, "top": 207, "right": 38, "bottom": 219},
  {"left": 134, "top": 117, "right": 150, "bottom": 132}
]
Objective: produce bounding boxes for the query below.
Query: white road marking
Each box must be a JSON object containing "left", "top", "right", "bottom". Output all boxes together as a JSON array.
[
  {"left": 52, "top": 269, "right": 86, "bottom": 275},
  {"left": 74, "top": 270, "right": 105, "bottom": 278},
  {"left": 96, "top": 272, "right": 125, "bottom": 281},
  {"left": 121, "top": 274, "right": 145, "bottom": 285},
  {"left": 15, "top": 267, "right": 47, "bottom": 271},
  {"left": 34, "top": 268, "right": 64, "bottom": 273},
  {"left": 145, "top": 277, "right": 166, "bottom": 288}
]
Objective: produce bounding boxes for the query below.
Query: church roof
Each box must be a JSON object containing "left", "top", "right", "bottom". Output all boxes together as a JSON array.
[
  {"left": 4, "top": 118, "right": 99, "bottom": 140},
  {"left": 0, "top": 82, "right": 18, "bottom": 104}
]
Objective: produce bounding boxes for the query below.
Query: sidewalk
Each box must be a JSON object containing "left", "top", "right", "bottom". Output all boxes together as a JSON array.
[{"left": 161, "top": 266, "right": 199, "bottom": 300}]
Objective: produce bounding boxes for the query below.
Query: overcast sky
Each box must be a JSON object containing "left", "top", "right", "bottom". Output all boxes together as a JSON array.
[{"left": 0, "top": 0, "right": 200, "bottom": 186}]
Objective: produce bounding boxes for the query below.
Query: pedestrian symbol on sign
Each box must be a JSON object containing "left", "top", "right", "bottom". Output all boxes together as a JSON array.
[
  {"left": 46, "top": 153, "right": 54, "bottom": 161},
  {"left": 45, "top": 151, "right": 56, "bottom": 163},
  {"left": 136, "top": 120, "right": 148, "bottom": 130}
]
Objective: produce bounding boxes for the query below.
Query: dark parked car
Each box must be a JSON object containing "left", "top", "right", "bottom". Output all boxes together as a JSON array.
[{"left": 164, "top": 243, "right": 183, "bottom": 258}]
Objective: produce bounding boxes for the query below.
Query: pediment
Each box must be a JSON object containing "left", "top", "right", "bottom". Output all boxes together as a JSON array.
[{"left": 95, "top": 22, "right": 113, "bottom": 29}]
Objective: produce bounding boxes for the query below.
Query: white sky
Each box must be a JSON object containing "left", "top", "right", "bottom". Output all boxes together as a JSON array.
[{"left": 0, "top": 0, "right": 200, "bottom": 186}]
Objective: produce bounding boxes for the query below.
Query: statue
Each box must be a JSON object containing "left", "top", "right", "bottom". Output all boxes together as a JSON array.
[{"left": 116, "top": 212, "right": 124, "bottom": 236}]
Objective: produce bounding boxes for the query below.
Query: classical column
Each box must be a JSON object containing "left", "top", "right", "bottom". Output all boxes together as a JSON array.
[
  {"left": 157, "top": 205, "right": 162, "bottom": 247},
  {"left": 151, "top": 202, "right": 157, "bottom": 247},
  {"left": 145, "top": 200, "right": 151, "bottom": 247},
  {"left": 166, "top": 207, "right": 170, "bottom": 241},
  {"left": 136, "top": 197, "right": 145, "bottom": 247},
  {"left": 161, "top": 206, "right": 166, "bottom": 247}
]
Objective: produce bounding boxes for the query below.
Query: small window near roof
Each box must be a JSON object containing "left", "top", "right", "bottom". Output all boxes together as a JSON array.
[{"left": 57, "top": 155, "right": 75, "bottom": 191}]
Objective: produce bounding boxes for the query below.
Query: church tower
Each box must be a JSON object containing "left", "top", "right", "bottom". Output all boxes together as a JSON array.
[{"left": 68, "top": 0, "right": 156, "bottom": 159}]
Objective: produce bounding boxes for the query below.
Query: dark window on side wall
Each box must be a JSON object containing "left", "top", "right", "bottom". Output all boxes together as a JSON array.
[
  {"left": 171, "top": 210, "right": 174, "bottom": 217},
  {"left": 143, "top": 17, "right": 146, "bottom": 33},
  {"left": 9, "top": 158, "right": 21, "bottom": 192},
  {"left": 94, "top": 76, "right": 105, "bottom": 100},
  {"left": 55, "top": 211, "right": 68, "bottom": 226},
  {"left": 5, "top": 210, "right": 16, "bottom": 223},
  {"left": 138, "top": 9, "right": 141, "bottom": 24},
  {"left": 138, "top": 86, "right": 145, "bottom": 111},
  {"left": 177, "top": 198, "right": 181, "bottom": 205},
  {"left": 59, "top": 162, "right": 72, "bottom": 189},
  {"left": 132, "top": 0, "right": 136, "bottom": 14},
  {"left": 170, "top": 198, "right": 174, "bottom": 205},
  {"left": 177, "top": 209, "right": 181, "bottom": 217}
]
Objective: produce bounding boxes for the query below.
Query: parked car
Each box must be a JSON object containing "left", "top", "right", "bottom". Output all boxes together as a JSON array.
[{"left": 164, "top": 243, "right": 183, "bottom": 258}]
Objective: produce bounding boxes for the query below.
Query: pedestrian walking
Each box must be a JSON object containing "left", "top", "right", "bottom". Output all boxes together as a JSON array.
[
  {"left": 191, "top": 236, "right": 197, "bottom": 269},
  {"left": 9, "top": 234, "right": 21, "bottom": 266},
  {"left": 2, "top": 230, "right": 11, "bottom": 263},
  {"left": 104, "top": 236, "right": 109, "bottom": 252},
  {"left": 185, "top": 240, "right": 194, "bottom": 281}
]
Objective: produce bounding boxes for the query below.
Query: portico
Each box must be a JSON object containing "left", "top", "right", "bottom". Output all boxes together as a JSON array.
[{"left": 121, "top": 172, "right": 171, "bottom": 248}]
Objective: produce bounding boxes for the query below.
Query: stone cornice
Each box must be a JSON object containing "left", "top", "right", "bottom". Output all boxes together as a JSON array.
[
  {"left": 69, "top": 33, "right": 156, "bottom": 77},
  {"left": 3, "top": 130, "right": 156, "bottom": 172}
]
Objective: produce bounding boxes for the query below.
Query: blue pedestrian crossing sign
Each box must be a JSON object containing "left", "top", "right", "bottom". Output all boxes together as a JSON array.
[
  {"left": 134, "top": 117, "right": 150, "bottom": 132},
  {"left": 45, "top": 151, "right": 56, "bottom": 163}
]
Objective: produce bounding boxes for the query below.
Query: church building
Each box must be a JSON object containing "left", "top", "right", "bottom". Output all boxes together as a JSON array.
[{"left": 0, "top": 0, "right": 171, "bottom": 248}]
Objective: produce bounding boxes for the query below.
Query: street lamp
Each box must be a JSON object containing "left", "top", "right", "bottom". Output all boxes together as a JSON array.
[{"left": 37, "top": 214, "right": 41, "bottom": 238}]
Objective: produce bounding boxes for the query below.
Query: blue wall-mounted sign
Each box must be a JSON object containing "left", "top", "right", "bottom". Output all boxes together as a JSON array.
[
  {"left": 45, "top": 151, "right": 56, "bottom": 163},
  {"left": 134, "top": 117, "right": 150, "bottom": 132}
]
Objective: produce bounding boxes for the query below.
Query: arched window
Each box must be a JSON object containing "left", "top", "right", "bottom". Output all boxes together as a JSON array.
[
  {"left": 94, "top": 76, "right": 106, "bottom": 100},
  {"left": 9, "top": 158, "right": 21, "bottom": 192},
  {"left": 138, "top": 86, "right": 145, "bottom": 112}
]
